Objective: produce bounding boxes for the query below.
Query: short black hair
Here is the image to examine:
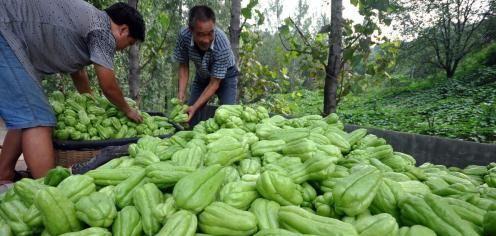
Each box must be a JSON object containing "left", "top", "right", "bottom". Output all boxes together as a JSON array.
[
  {"left": 188, "top": 5, "right": 216, "bottom": 29},
  {"left": 105, "top": 2, "right": 145, "bottom": 42}
]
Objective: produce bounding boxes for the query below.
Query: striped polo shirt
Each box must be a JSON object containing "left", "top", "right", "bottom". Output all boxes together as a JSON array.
[{"left": 173, "top": 27, "right": 236, "bottom": 80}]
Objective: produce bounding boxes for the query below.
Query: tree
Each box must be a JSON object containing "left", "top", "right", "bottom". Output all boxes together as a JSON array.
[
  {"left": 229, "top": 0, "right": 241, "bottom": 65},
  {"left": 263, "top": 0, "right": 283, "bottom": 31},
  {"left": 136, "top": 0, "right": 173, "bottom": 111},
  {"left": 294, "top": 0, "right": 312, "bottom": 33},
  {"left": 128, "top": 0, "right": 140, "bottom": 102},
  {"left": 393, "top": 0, "right": 493, "bottom": 78},
  {"left": 289, "top": 0, "right": 314, "bottom": 91},
  {"left": 323, "top": 0, "right": 343, "bottom": 115},
  {"left": 278, "top": 0, "right": 392, "bottom": 115},
  {"left": 231, "top": 0, "right": 264, "bottom": 102}
]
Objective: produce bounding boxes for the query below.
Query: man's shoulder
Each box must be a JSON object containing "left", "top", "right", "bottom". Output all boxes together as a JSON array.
[
  {"left": 54, "top": 0, "right": 109, "bottom": 34},
  {"left": 179, "top": 27, "right": 192, "bottom": 39},
  {"left": 213, "top": 27, "right": 231, "bottom": 51}
]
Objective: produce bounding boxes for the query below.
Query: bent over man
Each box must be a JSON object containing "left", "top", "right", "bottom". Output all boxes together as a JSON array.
[{"left": 0, "top": 0, "right": 145, "bottom": 185}]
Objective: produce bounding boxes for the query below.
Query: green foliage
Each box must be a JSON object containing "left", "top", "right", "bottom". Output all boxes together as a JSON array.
[
  {"left": 257, "top": 66, "right": 496, "bottom": 143},
  {"left": 339, "top": 76, "right": 496, "bottom": 143},
  {"left": 237, "top": 0, "right": 290, "bottom": 103},
  {"left": 239, "top": 29, "right": 287, "bottom": 103},
  {"left": 276, "top": 0, "right": 396, "bottom": 109},
  {"left": 457, "top": 43, "right": 496, "bottom": 80},
  {"left": 255, "top": 90, "right": 323, "bottom": 116},
  {"left": 391, "top": 0, "right": 493, "bottom": 78}
]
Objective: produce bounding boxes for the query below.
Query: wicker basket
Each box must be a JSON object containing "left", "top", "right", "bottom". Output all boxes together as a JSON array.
[{"left": 55, "top": 149, "right": 101, "bottom": 168}]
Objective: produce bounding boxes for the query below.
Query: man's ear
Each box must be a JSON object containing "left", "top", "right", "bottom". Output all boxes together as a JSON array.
[{"left": 120, "top": 24, "right": 130, "bottom": 37}]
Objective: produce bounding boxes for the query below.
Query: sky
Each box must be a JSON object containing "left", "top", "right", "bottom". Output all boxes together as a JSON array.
[
  {"left": 253, "top": 0, "right": 402, "bottom": 40},
  {"left": 279, "top": 0, "right": 364, "bottom": 22}
]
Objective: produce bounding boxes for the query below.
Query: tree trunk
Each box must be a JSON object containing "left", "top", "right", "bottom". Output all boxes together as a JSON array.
[
  {"left": 446, "top": 68, "right": 455, "bottom": 78},
  {"left": 229, "top": 0, "right": 241, "bottom": 65},
  {"left": 229, "top": 0, "right": 242, "bottom": 102},
  {"left": 128, "top": 0, "right": 140, "bottom": 103},
  {"left": 323, "top": 0, "right": 343, "bottom": 116}
]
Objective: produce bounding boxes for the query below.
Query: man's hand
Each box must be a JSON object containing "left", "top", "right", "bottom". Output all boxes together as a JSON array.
[
  {"left": 126, "top": 108, "right": 143, "bottom": 123},
  {"left": 187, "top": 78, "right": 220, "bottom": 120},
  {"left": 178, "top": 91, "right": 186, "bottom": 103},
  {"left": 94, "top": 64, "right": 140, "bottom": 122},
  {"left": 186, "top": 77, "right": 221, "bottom": 122},
  {"left": 187, "top": 105, "right": 197, "bottom": 122}
]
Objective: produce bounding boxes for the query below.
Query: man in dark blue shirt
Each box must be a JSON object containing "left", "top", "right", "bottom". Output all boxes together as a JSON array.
[{"left": 173, "top": 5, "right": 238, "bottom": 123}]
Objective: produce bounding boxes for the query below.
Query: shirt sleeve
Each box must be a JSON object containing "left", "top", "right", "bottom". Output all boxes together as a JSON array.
[
  {"left": 87, "top": 29, "right": 115, "bottom": 69},
  {"left": 173, "top": 30, "right": 189, "bottom": 64},
  {"left": 210, "top": 48, "right": 232, "bottom": 79}
]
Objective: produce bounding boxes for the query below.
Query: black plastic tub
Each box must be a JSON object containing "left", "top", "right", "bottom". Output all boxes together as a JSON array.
[
  {"left": 190, "top": 105, "right": 496, "bottom": 167},
  {"left": 53, "top": 112, "right": 182, "bottom": 151}
]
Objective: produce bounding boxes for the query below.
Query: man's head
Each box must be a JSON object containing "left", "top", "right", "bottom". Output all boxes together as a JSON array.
[
  {"left": 105, "top": 2, "right": 145, "bottom": 51},
  {"left": 188, "top": 5, "right": 215, "bottom": 51}
]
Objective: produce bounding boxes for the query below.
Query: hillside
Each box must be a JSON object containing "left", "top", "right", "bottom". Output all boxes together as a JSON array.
[{"left": 258, "top": 68, "right": 496, "bottom": 143}]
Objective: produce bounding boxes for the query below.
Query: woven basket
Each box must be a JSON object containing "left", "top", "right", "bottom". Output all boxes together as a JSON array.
[{"left": 55, "top": 149, "right": 101, "bottom": 168}]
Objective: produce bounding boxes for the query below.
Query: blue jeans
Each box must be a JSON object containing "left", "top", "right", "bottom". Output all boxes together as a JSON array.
[
  {"left": 0, "top": 33, "right": 56, "bottom": 129},
  {"left": 188, "top": 67, "right": 238, "bottom": 125}
]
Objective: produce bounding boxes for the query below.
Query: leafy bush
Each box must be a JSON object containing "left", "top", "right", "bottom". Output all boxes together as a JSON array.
[{"left": 257, "top": 74, "right": 496, "bottom": 143}]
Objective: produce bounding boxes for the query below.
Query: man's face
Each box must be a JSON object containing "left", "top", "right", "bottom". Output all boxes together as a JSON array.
[
  {"left": 192, "top": 20, "right": 214, "bottom": 51},
  {"left": 113, "top": 24, "right": 137, "bottom": 51},
  {"left": 116, "top": 36, "right": 136, "bottom": 51}
]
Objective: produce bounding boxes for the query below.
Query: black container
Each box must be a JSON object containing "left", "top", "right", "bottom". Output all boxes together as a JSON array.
[
  {"left": 53, "top": 112, "right": 182, "bottom": 150},
  {"left": 71, "top": 145, "right": 130, "bottom": 174},
  {"left": 345, "top": 125, "right": 496, "bottom": 168},
  {"left": 191, "top": 105, "right": 496, "bottom": 167}
]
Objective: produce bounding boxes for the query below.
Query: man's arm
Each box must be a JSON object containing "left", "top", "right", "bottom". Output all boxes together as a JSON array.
[
  {"left": 187, "top": 77, "right": 221, "bottom": 121},
  {"left": 94, "top": 64, "right": 143, "bottom": 123},
  {"left": 70, "top": 69, "right": 92, "bottom": 94},
  {"left": 178, "top": 63, "right": 189, "bottom": 103}
]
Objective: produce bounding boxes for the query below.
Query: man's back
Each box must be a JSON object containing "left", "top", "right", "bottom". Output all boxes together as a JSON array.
[{"left": 0, "top": 0, "right": 115, "bottom": 78}]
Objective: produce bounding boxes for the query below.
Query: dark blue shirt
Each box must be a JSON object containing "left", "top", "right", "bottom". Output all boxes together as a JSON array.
[{"left": 173, "top": 27, "right": 236, "bottom": 80}]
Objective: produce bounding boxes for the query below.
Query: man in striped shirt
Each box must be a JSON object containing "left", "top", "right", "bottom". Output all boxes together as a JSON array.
[{"left": 173, "top": 5, "right": 238, "bottom": 123}]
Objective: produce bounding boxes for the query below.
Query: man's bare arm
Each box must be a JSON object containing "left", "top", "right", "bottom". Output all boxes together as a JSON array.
[
  {"left": 187, "top": 77, "right": 221, "bottom": 121},
  {"left": 178, "top": 63, "right": 189, "bottom": 102},
  {"left": 94, "top": 64, "right": 143, "bottom": 122},
  {"left": 70, "top": 69, "right": 92, "bottom": 94}
]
